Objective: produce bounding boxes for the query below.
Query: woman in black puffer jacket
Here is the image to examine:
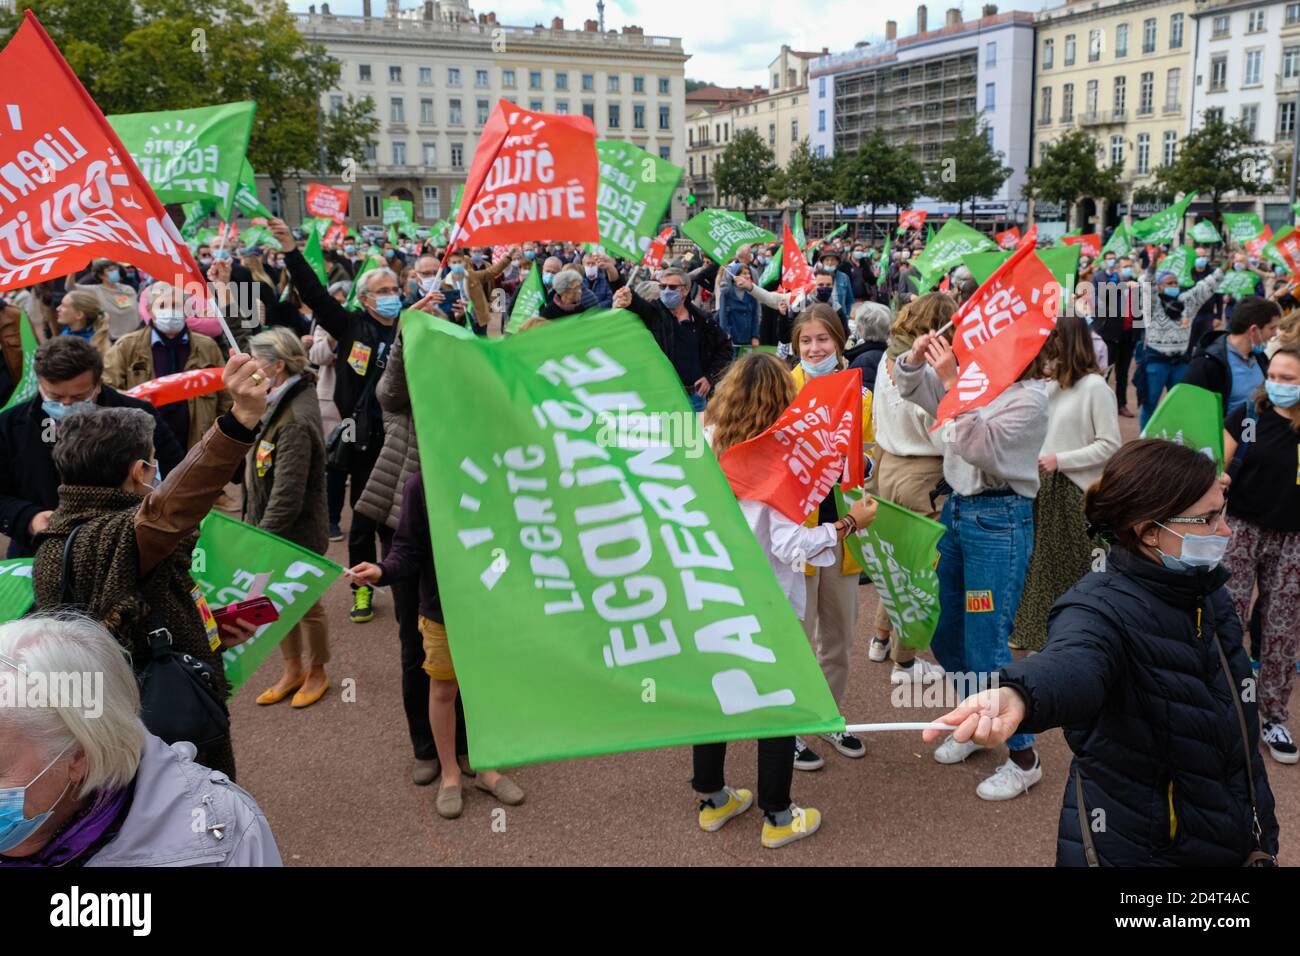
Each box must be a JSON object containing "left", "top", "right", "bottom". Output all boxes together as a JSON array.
[{"left": 925, "top": 439, "right": 1280, "bottom": 866}]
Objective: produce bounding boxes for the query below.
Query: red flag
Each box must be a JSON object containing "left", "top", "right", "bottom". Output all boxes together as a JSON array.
[
  {"left": 0, "top": 13, "right": 201, "bottom": 294},
  {"left": 1017, "top": 225, "right": 1038, "bottom": 249},
  {"left": 718, "top": 369, "right": 864, "bottom": 523},
  {"left": 305, "top": 183, "right": 349, "bottom": 222},
  {"left": 1270, "top": 226, "right": 1300, "bottom": 278},
  {"left": 938, "top": 274, "right": 951, "bottom": 293},
  {"left": 898, "top": 209, "right": 927, "bottom": 232},
  {"left": 1246, "top": 226, "right": 1274, "bottom": 259},
  {"left": 1061, "top": 233, "right": 1102, "bottom": 258},
  {"left": 778, "top": 222, "right": 816, "bottom": 295},
  {"left": 448, "top": 101, "right": 598, "bottom": 252},
  {"left": 937, "top": 240, "right": 1059, "bottom": 427},
  {"left": 995, "top": 227, "right": 1020, "bottom": 250},
  {"left": 123, "top": 367, "right": 226, "bottom": 407},
  {"left": 323, "top": 222, "right": 347, "bottom": 247},
  {"left": 641, "top": 225, "right": 674, "bottom": 268}
]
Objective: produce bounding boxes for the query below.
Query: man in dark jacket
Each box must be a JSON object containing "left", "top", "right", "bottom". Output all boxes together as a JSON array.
[
  {"left": 0, "top": 337, "right": 184, "bottom": 558},
  {"left": 1183, "top": 296, "right": 1279, "bottom": 417},
  {"left": 270, "top": 217, "right": 397, "bottom": 625},
  {"left": 540, "top": 270, "right": 600, "bottom": 319},
  {"left": 613, "top": 268, "right": 733, "bottom": 411}
]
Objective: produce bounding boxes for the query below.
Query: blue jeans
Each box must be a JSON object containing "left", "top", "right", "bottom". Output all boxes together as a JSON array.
[
  {"left": 934, "top": 493, "right": 1036, "bottom": 753},
  {"left": 687, "top": 391, "right": 707, "bottom": 413},
  {"left": 1139, "top": 351, "right": 1188, "bottom": 429}
]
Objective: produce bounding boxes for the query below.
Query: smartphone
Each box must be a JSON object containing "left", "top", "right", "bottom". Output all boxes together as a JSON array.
[{"left": 213, "top": 596, "right": 280, "bottom": 632}]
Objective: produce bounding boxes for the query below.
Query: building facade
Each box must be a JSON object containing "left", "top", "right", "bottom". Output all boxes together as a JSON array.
[
  {"left": 1031, "top": 0, "right": 1197, "bottom": 230},
  {"left": 808, "top": 5, "right": 1036, "bottom": 226},
  {"left": 271, "top": 1, "right": 687, "bottom": 225},
  {"left": 1188, "top": 0, "right": 1300, "bottom": 232}
]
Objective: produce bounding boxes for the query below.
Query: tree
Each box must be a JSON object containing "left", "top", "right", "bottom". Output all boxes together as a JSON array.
[
  {"left": 1154, "top": 112, "right": 1269, "bottom": 225},
  {"left": 0, "top": 0, "right": 379, "bottom": 210},
  {"left": 713, "top": 129, "right": 776, "bottom": 217},
  {"left": 1024, "top": 128, "right": 1123, "bottom": 229},
  {"left": 835, "top": 128, "right": 926, "bottom": 234},
  {"left": 926, "top": 116, "right": 1011, "bottom": 224},
  {"left": 765, "top": 139, "right": 834, "bottom": 213}
]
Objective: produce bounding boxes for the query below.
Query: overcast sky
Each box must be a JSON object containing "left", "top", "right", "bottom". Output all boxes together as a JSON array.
[{"left": 288, "top": 0, "right": 1051, "bottom": 87}]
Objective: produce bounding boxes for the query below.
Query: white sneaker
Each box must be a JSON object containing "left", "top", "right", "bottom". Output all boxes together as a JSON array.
[
  {"left": 933, "top": 732, "right": 985, "bottom": 765},
  {"left": 976, "top": 755, "right": 1043, "bottom": 801},
  {"left": 890, "top": 657, "right": 945, "bottom": 684},
  {"left": 1262, "top": 722, "right": 1299, "bottom": 765},
  {"left": 868, "top": 636, "right": 891, "bottom": 662}
]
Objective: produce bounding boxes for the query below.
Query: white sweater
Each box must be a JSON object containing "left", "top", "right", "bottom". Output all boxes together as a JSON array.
[
  {"left": 1041, "top": 374, "right": 1123, "bottom": 492},
  {"left": 872, "top": 358, "right": 946, "bottom": 458}
]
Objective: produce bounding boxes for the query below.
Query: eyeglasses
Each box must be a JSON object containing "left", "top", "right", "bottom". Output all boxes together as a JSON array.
[
  {"left": 1165, "top": 504, "right": 1229, "bottom": 529},
  {"left": 369, "top": 286, "right": 400, "bottom": 296}
]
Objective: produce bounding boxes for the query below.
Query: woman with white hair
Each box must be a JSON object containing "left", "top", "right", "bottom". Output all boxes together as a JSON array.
[
  {"left": 0, "top": 613, "right": 281, "bottom": 866},
  {"left": 846, "top": 301, "right": 893, "bottom": 393}
]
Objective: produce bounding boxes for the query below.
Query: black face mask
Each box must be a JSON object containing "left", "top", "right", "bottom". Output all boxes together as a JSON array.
[{"left": 815, "top": 287, "right": 833, "bottom": 302}]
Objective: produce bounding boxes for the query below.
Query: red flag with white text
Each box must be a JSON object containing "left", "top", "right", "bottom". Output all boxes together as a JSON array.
[
  {"left": 719, "top": 368, "right": 864, "bottom": 523},
  {"left": 778, "top": 222, "right": 816, "bottom": 295},
  {"left": 1017, "top": 225, "right": 1038, "bottom": 249},
  {"left": 1246, "top": 226, "right": 1274, "bottom": 260},
  {"left": 1270, "top": 226, "right": 1300, "bottom": 279},
  {"left": 123, "top": 367, "right": 226, "bottom": 407},
  {"left": 898, "top": 209, "right": 927, "bottom": 233},
  {"left": 448, "top": 101, "right": 598, "bottom": 252},
  {"left": 641, "top": 225, "right": 674, "bottom": 268},
  {"left": 1061, "top": 233, "right": 1102, "bottom": 259},
  {"left": 305, "top": 183, "right": 349, "bottom": 222},
  {"left": 995, "top": 227, "right": 1020, "bottom": 250},
  {"left": 0, "top": 13, "right": 202, "bottom": 293}
]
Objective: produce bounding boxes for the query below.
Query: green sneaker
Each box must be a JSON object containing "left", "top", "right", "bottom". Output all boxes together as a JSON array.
[{"left": 350, "top": 584, "right": 375, "bottom": 623}]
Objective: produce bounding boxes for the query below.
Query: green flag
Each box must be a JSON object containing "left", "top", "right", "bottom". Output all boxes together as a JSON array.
[
  {"left": 1292, "top": 201, "right": 1300, "bottom": 221},
  {"left": 1261, "top": 234, "right": 1291, "bottom": 272},
  {"left": 388, "top": 224, "right": 398, "bottom": 245},
  {"left": 1130, "top": 193, "right": 1197, "bottom": 245},
  {"left": 233, "top": 159, "right": 272, "bottom": 219},
  {"left": 680, "top": 210, "right": 777, "bottom": 264},
  {"left": 301, "top": 217, "right": 333, "bottom": 239},
  {"left": 506, "top": 263, "right": 546, "bottom": 334},
  {"left": 0, "top": 558, "right": 34, "bottom": 623},
  {"left": 344, "top": 256, "right": 383, "bottom": 309},
  {"left": 239, "top": 225, "right": 274, "bottom": 250},
  {"left": 108, "top": 101, "right": 256, "bottom": 221},
  {"left": 925, "top": 223, "right": 936, "bottom": 244},
  {"left": 400, "top": 308, "right": 843, "bottom": 768},
  {"left": 1218, "top": 270, "right": 1261, "bottom": 299},
  {"left": 304, "top": 228, "right": 328, "bottom": 286},
  {"left": 909, "top": 219, "right": 997, "bottom": 292},
  {"left": 1223, "top": 212, "right": 1264, "bottom": 245},
  {"left": 0, "top": 310, "right": 38, "bottom": 413},
  {"left": 1140, "top": 384, "right": 1224, "bottom": 473},
  {"left": 835, "top": 489, "right": 943, "bottom": 650},
  {"left": 383, "top": 198, "right": 414, "bottom": 225},
  {"left": 792, "top": 209, "right": 807, "bottom": 248},
  {"left": 759, "top": 246, "right": 782, "bottom": 287},
  {"left": 594, "top": 140, "right": 683, "bottom": 262},
  {"left": 181, "top": 198, "right": 218, "bottom": 240},
  {"left": 1190, "top": 220, "right": 1222, "bottom": 244},
  {"left": 1159, "top": 246, "right": 1194, "bottom": 287},
  {"left": 190, "top": 513, "right": 343, "bottom": 698},
  {"left": 1101, "top": 223, "right": 1132, "bottom": 258},
  {"left": 962, "top": 246, "right": 1079, "bottom": 290},
  {"left": 880, "top": 231, "right": 891, "bottom": 264}
]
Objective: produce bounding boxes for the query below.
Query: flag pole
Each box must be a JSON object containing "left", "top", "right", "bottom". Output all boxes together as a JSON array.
[{"left": 843, "top": 722, "right": 959, "bottom": 733}]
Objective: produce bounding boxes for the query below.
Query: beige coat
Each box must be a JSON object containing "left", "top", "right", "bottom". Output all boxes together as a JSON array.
[
  {"left": 354, "top": 328, "right": 419, "bottom": 530},
  {"left": 103, "top": 327, "right": 231, "bottom": 448}
]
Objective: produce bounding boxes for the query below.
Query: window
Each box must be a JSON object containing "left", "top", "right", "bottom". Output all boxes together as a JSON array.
[
  {"left": 1062, "top": 83, "right": 1074, "bottom": 122},
  {"left": 818, "top": 144, "right": 827, "bottom": 158},
  {"left": 1290, "top": 3, "right": 1300, "bottom": 25},
  {"left": 391, "top": 141, "right": 406, "bottom": 165},
  {"left": 1169, "top": 13, "right": 1183, "bottom": 49},
  {"left": 1088, "top": 29, "right": 1101, "bottom": 62},
  {"left": 1114, "top": 76, "right": 1126, "bottom": 112},
  {"left": 1165, "top": 68, "right": 1181, "bottom": 109},
  {"left": 449, "top": 98, "right": 462, "bottom": 125},
  {"left": 556, "top": 100, "right": 569, "bottom": 115},
  {"left": 419, "top": 66, "right": 432, "bottom": 85},
  {"left": 1142, "top": 18, "right": 1156, "bottom": 54},
  {"left": 772, "top": 72, "right": 780, "bottom": 89},
  {"left": 1139, "top": 72, "right": 1154, "bottom": 114},
  {"left": 986, "top": 41, "right": 997, "bottom": 66},
  {"left": 1116, "top": 23, "right": 1128, "bottom": 58},
  {"left": 448, "top": 68, "right": 461, "bottom": 86},
  {"left": 1040, "top": 86, "right": 1052, "bottom": 123},
  {"left": 608, "top": 103, "right": 621, "bottom": 128},
  {"left": 422, "top": 186, "right": 439, "bottom": 219},
  {"left": 476, "top": 99, "right": 489, "bottom": 126},
  {"left": 420, "top": 98, "right": 434, "bottom": 125},
  {"left": 362, "top": 143, "right": 376, "bottom": 164},
  {"left": 389, "top": 65, "right": 402, "bottom": 83},
  {"left": 768, "top": 123, "right": 776, "bottom": 145},
  {"left": 529, "top": 70, "right": 542, "bottom": 90},
  {"left": 389, "top": 96, "right": 405, "bottom": 123},
  {"left": 329, "top": 94, "right": 343, "bottom": 116},
  {"left": 501, "top": 69, "right": 515, "bottom": 89},
  {"left": 818, "top": 109, "right": 826, "bottom": 131},
  {"left": 474, "top": 69, "right": 488, "bottom": 88},
  {"left": 1244, "top": 50, "right": 1263, "bottom": 86},
  {"left": 1136, "top": 132, "right": 1150, "bottom": 174},
  {"left": 582, "top": 102, "right": 595, "bottom": 121},
  {"left": 1286, "top": 47, "right": 1300, "bottom": 80},
  {"left": 659, "top": 77, "right": 670, "bottom": 95},
  {"left": 1248, "top": 9, "right": 1265, "bottom": 32},
  {"left": 660, "top": 145, "right": 671, "bottom": 161},
  {"left": 1210, "top": 55, "right": 1228, "bottom": 91},
  {"left": 689, "top": 156, "right": 694, "bottom": 176},
  {"left": 791, "top": 118, "right": 798, "bottom": 141},
  {"left": 422, "top": 142, "right": 436, "bottom": 167},
  {"left": 633, "top": 104, "right": 645, "bottom": 129},
  {"left": 1241, "top": 103, "right": 1259, "bottom": 137},
  {"left": 1043, "top": 38, "right": 1054, "bottom": 69},
  {"left": 1281, "top": 101, "right": 1298, "bottom": 137},
  {"left": 985, "top": 82, "right": 996, "bottom": 110},
  {"left": 451, "top": 142, "right": 464, "bottom": 168},
  {"left": 1086, "top": 79, "right": 1099, "bottom": 115},
  {"left": 1039, "top": 141, "right": 1049, "bottom": 164},
  {"left": 1162, "top": 130, "right": 1177, "bottom": 166},
  {"left": 1110, "top": 135, "right": 1124, "bottom": 166},
  {"left": 582, "top": 73, "right": 594, "bottom": 92},
  {"left": 1206, "top": 106, "right": 1224, "bottom": 124},
  {"left": 1064, "top": 34, "right": 1075, "bottom": 66},
  {"left": 633, "top": 75, "right": 644, "bottom": 93},
  {"left": 556, "top": 72, "right": 568, "bottom": 91},
  {"left": 659, "top": 105, "right": 670, "bottom": 130},
  {"left": 364, "top": 191, "right": 381, "bottom": 218},
  {"left": 701, "top": 156, "right": 707, "bottom": 177},
  {"left": 1212, "top": 15, "right": 1229, "bottom": 38},
  {"left": 608, "top": 75, "right": 620, "bottom": 93},
  {"left": 819, "top": 76, "right": 826, "bottom": 97},
  {"left": 359, "top": 64, "right": 371, "bottom": 82}
]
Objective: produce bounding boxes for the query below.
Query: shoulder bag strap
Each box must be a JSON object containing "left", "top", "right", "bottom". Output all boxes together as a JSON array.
[
  {"left": 59, "top": 523, "right": 85, "bottom": 606},
  {"left": 1074, "top": 766, "right": 1101, "bottom": 867}
]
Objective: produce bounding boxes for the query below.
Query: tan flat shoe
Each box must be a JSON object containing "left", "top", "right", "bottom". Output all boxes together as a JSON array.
[
  {"left": 435, "top": 784, "right": 463, "bottom": 819},
  {"left": 412, "top": 759, "right": 439, "bottom": 786},
  {"left": 256, "top": 673, "right": 306, "bottom": 705},
  {"left": 475, "top": 773, "right": 524, "bottom": 806},
  {"left": 290, "top": 677, "right": 330, "bottom": 708}
]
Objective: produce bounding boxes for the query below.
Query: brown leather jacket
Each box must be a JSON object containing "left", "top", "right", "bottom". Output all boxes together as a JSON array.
[
  {"left": 467, "top": 255, "right": 512, "bottom": 328},
  {"left": 0, "top": 302, "right": 23, "bottom": 386}
]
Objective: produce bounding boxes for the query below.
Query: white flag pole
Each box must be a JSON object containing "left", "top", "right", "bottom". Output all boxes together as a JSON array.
[{"left": 842, "top": 722, "right": 959, "bottom": 734}]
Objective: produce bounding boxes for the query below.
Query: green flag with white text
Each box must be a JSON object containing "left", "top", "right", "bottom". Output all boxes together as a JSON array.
[
  {"left": 909, "top": 219, "right": 997, "bottom": 292},
  {"left": 1130, "top": 193, "right": 1197, "bottom": 245},
  {"left": 680, "top": 210, "right": 777, "bottom": 265},
  {"left": 401, "top": 307, "right": 843, "bottom": 768},
  {"left": 233, "top": 159, "right": 272, "bottom": 218},
  {"left": 1190, "top": 220, "right": 1222, "bottom": 244},
  {"left": 191, "top": 513, "right": 343, "bottom": 699},
  {"left": 1224, "top": 213, "right": 1264, "bottom": 245},
  {"left": 1102, "top": 223, "right": 1132, "bottom": 257},
  {"left": 506, "top": 262, "right": 546, "bottom": 334},
  {"left": 1140, "top": 383, "right": 1224, "bottom": 473},
  {"left": 1159, "top": 246, "right": 1193, "bottom": 287},
  {"left": 383, "top": 198, "right": 414, "bottom": 225},
  {"left": 1217, "top": 270, "right": 1261, "bottom": 299},
  {"left": 0, "top": 310, "right": 38, "bottom": 413},
  {"left": 595, "top": 140, "right": 683, "bottom": 262},
  {"left": 0, "top": 558, "right": 34, "bottom": 623},
  {"left": 793, "top": 210, "right": 807, "bottom": 249},
  {"left": 108, "top": 101, "right": 256, "bottom": 221}
]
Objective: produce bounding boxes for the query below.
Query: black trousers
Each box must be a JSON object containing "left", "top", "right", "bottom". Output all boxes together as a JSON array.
[
  {"left": 347, "top": 447, "right": 388, "bottom": 570},
  {"left": 391, "top": 572, "right": 468, "bottom": 760},
  {"left": 326, "top": 464, "right": 347, "bottom": 526},
  {"left": 691, "top": 736, "right": 794, "bottom": 814},
  {"left": 1112, "top": 329, "right": 1137, "bottom": 408}
]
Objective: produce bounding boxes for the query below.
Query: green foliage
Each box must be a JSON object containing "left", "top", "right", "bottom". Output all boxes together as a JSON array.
[
  {"left": 1154, "top": 112, "right": 1269, "bottom": 220},
  {"left": 835, "top": 128, "right": 926, "bottom": 215},
  {"left": 713, "top": 128, "right": 776, "bottom": 216},
  {"left": 1024, "top": 128, "right": 1123, "bottom": 227},
  {"left": 925, "top": 117, "right": 1011, "bottom": 221},
  {"left": 765, "top": 139, "right": 834, "bottom": 211}
]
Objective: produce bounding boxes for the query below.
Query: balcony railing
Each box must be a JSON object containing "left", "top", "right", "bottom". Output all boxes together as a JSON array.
[{"left": 1162, "top": 103, "right": 1182, "bottom": 115}]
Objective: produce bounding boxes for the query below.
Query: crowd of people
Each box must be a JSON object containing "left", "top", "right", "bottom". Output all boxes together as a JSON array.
[{"left": 1, "top": 214, "right": 1295, "bottom": 867}]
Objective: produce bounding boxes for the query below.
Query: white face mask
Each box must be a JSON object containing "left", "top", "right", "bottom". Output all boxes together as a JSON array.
[{"left": 152, "top": 310, "right": 186, "bottom": 335}]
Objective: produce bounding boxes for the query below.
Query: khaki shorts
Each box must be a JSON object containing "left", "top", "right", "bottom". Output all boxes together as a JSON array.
[{"left": 418, "top": 615, "right": 456, "bottom": 681}]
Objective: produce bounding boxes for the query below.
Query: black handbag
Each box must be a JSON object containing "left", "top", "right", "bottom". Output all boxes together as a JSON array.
[
  {"left": 326, "top": 337, "right": 387, "bottom": 471},
  {"left": 62, "top": 524, "right": 230, "bottom": 748}
]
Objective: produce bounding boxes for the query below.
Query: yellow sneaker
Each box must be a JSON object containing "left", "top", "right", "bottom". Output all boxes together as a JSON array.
[
  {"left": 761, "top": 805, "right": 822, "bottom": 849},
  {"left": 697, "top": 786, "right": 753, "bottom": 832}
]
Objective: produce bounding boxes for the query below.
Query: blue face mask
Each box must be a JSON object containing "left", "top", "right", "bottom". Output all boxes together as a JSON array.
[
  {"left": 0, "top": 743, "right": 73, "bottom": 854},
  {"left": 373, "top": 294, "right": 402, "bottom": 318},
  {"left": 1195, "top": 257, "right": 1208, "bottom": 270},
  {"left": 105, "top": 269, "right": 121, "bottom": 284},
  {"left": 1162, "top": 286, "right": 1181, "bottom": 298},
  {"left": 728, "top": 262, "right": 742, "bottom": 275},
  {"left": 384, "top": 249, "right": 395, "bottom": 259},
  {"left": 659, "top": 288, "right": 683, "bottom": 309},
  {"left": 1121, "top": 267, "right": 1133, "bottom": 279},
  {"left": 213, "top": 250, "right": 230, "bottom": 262},
  {"left": 524, "top": 250, "right": 536, "bottom": 260},
  {"left": 1266, "top": 380, "right": 1300, "bottom": 407},
  {"left": 345, "top": 244, "right": 356, "bottom": 255},
  {"left": 41, "top": 397, "right": 95, "bottom": 420},
  {"left": 800, "top": 353, "right": 839, "bottom": 378},
  {"left": 451, "top": 263, "right": 466, "bottom": 276},
  {"left": 542, "top": 272, "right": 553, "bottom": 287},
  {"left": 1155, "top": 524, "right": 1231, "bottom": 572}
]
